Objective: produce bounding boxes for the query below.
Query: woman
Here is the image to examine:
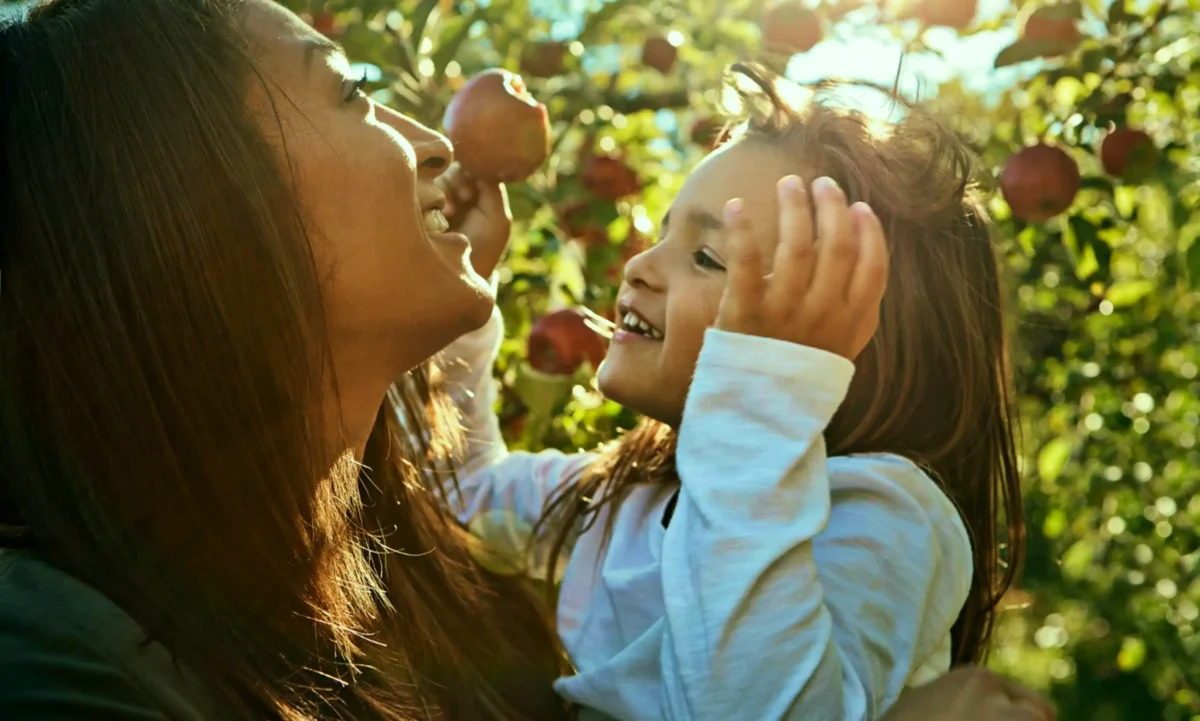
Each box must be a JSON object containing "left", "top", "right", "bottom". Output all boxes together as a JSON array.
[
  {"left": 0, "top": 0, "right": 566, "bottom": 718},
  {"left": 0, "top": 0, "right": 1054, "bottom": 719}
]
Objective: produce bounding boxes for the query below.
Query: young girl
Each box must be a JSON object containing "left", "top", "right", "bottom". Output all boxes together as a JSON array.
[{"left": 431, "top": 64, "right": 1023, "bottom": 720}]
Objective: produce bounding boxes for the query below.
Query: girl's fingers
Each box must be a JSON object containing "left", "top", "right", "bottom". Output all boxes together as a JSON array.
[
  {"left": 768, "top": 175, "right": 815, "bottom": 310},
  {"left": 808, "top": 176, "right": 859, "bottom": 305},
  {"left": 846, "top": 203, "right": 889, "bottom": 307},
  {"left": 721, "top": 198, "right": 766, "bottom": 323}
]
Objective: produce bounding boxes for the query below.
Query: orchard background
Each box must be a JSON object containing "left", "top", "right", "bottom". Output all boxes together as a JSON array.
[{"left": 5, "top": 0, "right": 1200, "bottom": 717}]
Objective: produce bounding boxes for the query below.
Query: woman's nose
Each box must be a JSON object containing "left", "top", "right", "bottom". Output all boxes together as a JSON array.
[
  {"left": 377, "top": 105, "right": 454, "bottom": 178},
  {"left": 413, "top": 133, "right": 454, "bottom": 179}
]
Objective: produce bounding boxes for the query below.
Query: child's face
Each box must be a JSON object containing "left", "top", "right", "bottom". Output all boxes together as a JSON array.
[{"left": 597, "top": 139, "right": 799, "bottom": 427}]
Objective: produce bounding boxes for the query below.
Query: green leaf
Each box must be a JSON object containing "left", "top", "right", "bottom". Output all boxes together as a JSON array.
[
  {"left": 1080, "top": 176, "right": 1115, "bottom": 194},
  {"left": 1038, "top": 437, "right": 1073, "bottom": 483},
  {"left": 1043, "top": 509, "right": 1068, "bottom": 539},
  {"left": 409, "top": 0, "right": 440, "bottom": 53},
  {"left": 1033, "top": 2, "right": 1083, "bottom": 21},
  {"left": 1061, "top": 539, "right": 1094, "bottom": 580},
  {"left": 431, "top": 8, "right": 486, "bottom": 78},
  {"left": 1107, "top": 0, "right": 1136, "bottom": 25},
  {"left": 577, "top": 0, "right": 640, "bottom": 44},
  {"left": 1091, "top": 237, "right": 1113, "bottom": 281},
  {"left": 1117, "top": 636, "right": 1147, "bottom": 671},
  {"left": 1105, "top": 279, "right": 1155, "bottom": 307},
  {"left": 995, "top": 40, "right": 1074, "bottom": 68},
  {"left": 1186, "top": 238, "right": 1200, "bottom": 285},
  {"left": 1054, "top": 76, "right": 1085, "bottom": 107}
]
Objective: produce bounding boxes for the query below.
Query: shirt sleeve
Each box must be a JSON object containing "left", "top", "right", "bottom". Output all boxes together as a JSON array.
[
  {"left": 433, "top": 303, "right": 597, "bottom": 576},
  {"left": 658, "top": 328, "right": 974, "bottom": 721}
]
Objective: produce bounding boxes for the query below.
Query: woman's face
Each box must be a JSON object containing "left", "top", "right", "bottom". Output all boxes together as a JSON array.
[{"left": 242, "top": 0, "right": 493, "bottom": 381}]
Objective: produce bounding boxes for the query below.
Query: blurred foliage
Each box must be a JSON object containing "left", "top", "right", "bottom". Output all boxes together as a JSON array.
[{"left": 276, "top": 0, "right": 1200, "bottom": 717}]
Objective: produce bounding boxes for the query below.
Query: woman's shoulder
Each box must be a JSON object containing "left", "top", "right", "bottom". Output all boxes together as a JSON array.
[{"left": 0, "top": 549, "right": 215, "bottom": 720}]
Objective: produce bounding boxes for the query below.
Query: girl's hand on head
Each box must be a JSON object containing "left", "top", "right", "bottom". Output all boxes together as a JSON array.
[
  {"left": 435, "top": 163, "right": 512, "bottom": 278},
  {"left": 714, "top": 175, "right": 888, "bottom": 360},
  {"left": 882, "top": 668, "right": 1056, "bottom": 721}
]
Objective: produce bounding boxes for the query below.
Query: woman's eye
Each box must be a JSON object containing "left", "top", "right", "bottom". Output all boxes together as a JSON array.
[
  {"left": 341, "top": 73, "right": 368, "bottom": 104},
  {"left": 692, "top": 249, "right": 725, "bottom": 271}
]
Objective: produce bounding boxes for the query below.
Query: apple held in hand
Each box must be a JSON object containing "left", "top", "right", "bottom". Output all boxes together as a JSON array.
[
  {"left": 442, "top": 69, "right": 551, "bottom": 184},
  {"left": 1000, "top": 144, "right": 1080, "bottom": 223},
  {"left": 527, "top": 309, "right": 609, "bottom": 376}
]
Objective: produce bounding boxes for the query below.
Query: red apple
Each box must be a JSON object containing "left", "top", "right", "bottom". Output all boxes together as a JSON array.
[
  {"left": 907, "top": 0, "right": 977, "bottom": 29},
  {"left": 558, "top": 201, "right": 611, "bottom": 246},
  {"left": 690, "top": 117, "right": 733, "bottom": 149},
  {"left": 311, "top": 11, "right": 339, "bottom": 38},
  {"left": 1000, "top": 144, "right": 1080, "bottom": 223},
  {"left": 442, "top": 69, "right": 551, "bottom": 184},
  {"left": 1023, "top": 8, "right": 1082, "bottom": 49},
  {"left": 581, "top": 155, "right": 641, "bottom": 200},
  {"left": 1099, "top": 128, "right": 1158, "bottom": 183},
  {"left": 520, "top": 41, "right": 567, "bottom": 78},
  {"left": 642, "top": 35, "right": 679, "bottom": 74},
  {"left": 527, "top": 309, "right": 608, "bottom": 376},
  {"left": 501, "top": 413, "right": 527, "bottom": 440},
  {"left": 762, "top": 2, "right": 824, "bottom": 54}
]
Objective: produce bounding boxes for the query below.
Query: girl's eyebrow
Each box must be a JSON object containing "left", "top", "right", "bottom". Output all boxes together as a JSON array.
[
  {"left": 661, "top": 209, "right": 724, "bottom": 232},
  {"left": 688, "top": 210, "right": 724, "bottom": 231}
]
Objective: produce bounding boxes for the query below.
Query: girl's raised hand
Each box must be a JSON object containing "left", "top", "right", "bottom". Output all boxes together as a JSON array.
[
  {"left": 714, "top": 175, "right": 888, "bottom": 360},
  {"left": 435, "top": 163, "right": 512, "bottom": 279}
]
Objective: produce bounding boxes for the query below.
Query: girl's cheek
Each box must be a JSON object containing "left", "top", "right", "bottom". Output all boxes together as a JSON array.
[{"left": 700, "top": 284, "right": 725, "bottom": 328}]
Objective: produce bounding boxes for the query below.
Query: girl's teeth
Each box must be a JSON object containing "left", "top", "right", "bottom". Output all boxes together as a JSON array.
[
  {"left": 423, "top": 209, "right": 450, "bottom": 233},
  {"left": 622, "top": 311, "right": 662, "bottom": 339}
]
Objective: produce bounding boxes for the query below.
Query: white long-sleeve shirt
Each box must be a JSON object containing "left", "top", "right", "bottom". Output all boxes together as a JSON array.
[{"left": 436, "top": 306, "right": 973, "bottom": 721}]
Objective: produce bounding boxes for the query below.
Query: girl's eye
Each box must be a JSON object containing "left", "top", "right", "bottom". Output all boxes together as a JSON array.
[
  {"left": 342, "top": 72, "right": 368, "bottom": 104},
  {"left": 692, "top": 249, "right": 726, "bottom": 271}
]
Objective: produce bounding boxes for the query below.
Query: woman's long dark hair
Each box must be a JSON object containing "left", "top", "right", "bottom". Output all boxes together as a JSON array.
[
  {"left": 536, "top": 63, "right": 1024, "bottom": 666},
  {"left": 0, "top": 1, "right": 568, "bottom": 718}
]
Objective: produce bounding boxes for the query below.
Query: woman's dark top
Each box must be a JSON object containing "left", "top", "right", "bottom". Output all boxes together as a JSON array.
[{"left": 0, "top": 549, "right": 218, "bottom": 719}]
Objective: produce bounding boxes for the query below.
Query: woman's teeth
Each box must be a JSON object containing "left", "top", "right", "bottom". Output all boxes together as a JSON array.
[
  {"left": 423, "top": 208, "right": 450, "bottom": 233},
  {"left": 622, "top": 311, "right": 663, "bottom": 340}
]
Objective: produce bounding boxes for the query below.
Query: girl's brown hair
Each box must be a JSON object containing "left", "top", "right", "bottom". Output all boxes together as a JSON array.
[
  {"left": 0, "top": 0, "right": 567, "bottom": 718},
  {"left": 537, "top": 63, "right": 1024, "bottom": 666}
]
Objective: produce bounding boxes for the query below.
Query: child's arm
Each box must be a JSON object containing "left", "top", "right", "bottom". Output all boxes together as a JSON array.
[
  {"left": 425, "top": 165, "right": 596, "bottom": 537},
  {"left": 658, "top": 328, "right": 972, "bottom": 720},
  {"left": 433, "top": 300, "right": 595, "bottom": 533}
]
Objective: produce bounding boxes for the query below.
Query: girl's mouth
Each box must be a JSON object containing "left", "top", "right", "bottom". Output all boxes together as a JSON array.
[{"left": 619, "top": 307, "right": 663, "bottom": 340}]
